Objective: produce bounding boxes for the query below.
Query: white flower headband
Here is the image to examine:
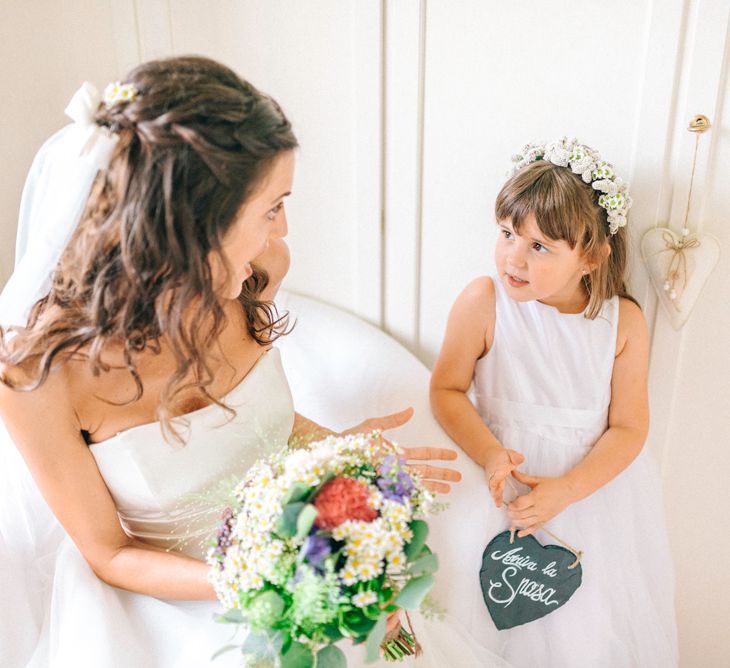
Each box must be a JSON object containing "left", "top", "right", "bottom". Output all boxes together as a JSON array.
[{"left": 509, "top": 137, "right": 632, "bottom": 235}]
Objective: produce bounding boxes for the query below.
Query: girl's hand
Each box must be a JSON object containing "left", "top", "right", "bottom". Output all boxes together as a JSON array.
[
  {"left": 342, "top": 407, "right": 462, "bottom": 494},
  {"left": 484, "top": 446, "right": 524, "bottom": 508},
  {"left": 507, "top": 470, "right": 573, "bottom": 537}
]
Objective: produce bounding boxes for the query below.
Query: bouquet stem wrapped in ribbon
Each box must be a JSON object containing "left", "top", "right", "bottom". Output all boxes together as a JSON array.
[{"left": 207, "top": 432, "right": 441, "bottom": 667}]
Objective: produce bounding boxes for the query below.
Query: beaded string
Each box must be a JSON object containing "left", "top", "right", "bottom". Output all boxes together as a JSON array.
[
  {"left": 503, "top": 476, "right": 584, "bottom": 570},
  {"left": 651, "top": 119, "right": 709, "bottom": 309}
]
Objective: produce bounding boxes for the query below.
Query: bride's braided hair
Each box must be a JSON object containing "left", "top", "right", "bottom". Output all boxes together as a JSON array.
[{"left": 1, "top": 56, "right": 297, "bottom": 442}]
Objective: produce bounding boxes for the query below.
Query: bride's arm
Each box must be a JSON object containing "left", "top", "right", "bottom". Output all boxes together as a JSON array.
[{"left": 0, "top": 370, "right": 215, "bottom": 601}]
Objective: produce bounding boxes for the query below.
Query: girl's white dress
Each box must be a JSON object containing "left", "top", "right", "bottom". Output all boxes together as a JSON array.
[{"left": 434, "top": 276, "right": 678, "bottom": 667}]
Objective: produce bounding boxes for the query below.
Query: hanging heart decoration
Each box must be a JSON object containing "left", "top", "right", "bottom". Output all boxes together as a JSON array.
[{"left": 641, "top": 226, "right": 720, "bottom": 330}]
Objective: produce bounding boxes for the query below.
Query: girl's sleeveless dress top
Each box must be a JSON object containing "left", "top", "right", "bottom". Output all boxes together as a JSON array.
[
  {"left": 474, "top": 276, "right": 618, "bottom": 462},
  {"left": 457, "top": 275, "right": 678, "bottom": 668}
]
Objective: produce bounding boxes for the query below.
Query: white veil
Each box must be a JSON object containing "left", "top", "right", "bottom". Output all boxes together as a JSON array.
[{"left": 0, "top": 83, "right": 119, "bottom": 665}]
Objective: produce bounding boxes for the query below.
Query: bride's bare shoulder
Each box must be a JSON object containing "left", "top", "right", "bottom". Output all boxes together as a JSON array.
[{"left": 0, "top": 356, "right": 82, "bottom": 440}]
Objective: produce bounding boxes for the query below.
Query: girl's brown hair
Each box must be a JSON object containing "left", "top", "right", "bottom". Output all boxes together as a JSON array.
[
  {"left": 0, "top": 56, "right": 298, "bottom": 440},
  {"left": 495, "top": 160, "right": 637, "bottom": 318}
]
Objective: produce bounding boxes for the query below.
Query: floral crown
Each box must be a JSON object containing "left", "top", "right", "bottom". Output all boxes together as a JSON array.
[{"left": 509, "top": 137, "right": 632, "bottom": 235}]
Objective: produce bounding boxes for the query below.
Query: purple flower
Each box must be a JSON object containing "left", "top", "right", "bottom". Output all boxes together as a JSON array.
[
  {"left": 302, "top": 534, "right": 331, "bottom": 570},
  {"left": 378, "top": 455, "right": 396, "bottom": 476}
]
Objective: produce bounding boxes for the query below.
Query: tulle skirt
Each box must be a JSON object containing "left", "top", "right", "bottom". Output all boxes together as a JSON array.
[{"left": 424, "top": 425, "right": 678, "bottom": 668}]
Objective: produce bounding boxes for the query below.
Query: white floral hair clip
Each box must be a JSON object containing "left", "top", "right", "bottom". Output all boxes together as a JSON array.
[
  {"left": 509, "top": 137, "right": 632, "bottom": 235},
  {"left": 103, "top": 81, "right": 139, "bottom": 108}
]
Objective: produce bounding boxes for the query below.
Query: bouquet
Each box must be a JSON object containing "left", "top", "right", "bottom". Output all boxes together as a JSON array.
[{"left": 207, "top": 432, "right": 441, "bottom": 667}]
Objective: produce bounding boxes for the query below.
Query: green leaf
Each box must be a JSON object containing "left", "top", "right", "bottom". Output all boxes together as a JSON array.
[
  {"left": 322, "top": 623, "right": 345, "bottom": 642},
  {"left": 316, "top": 645, "right": 347, "bottom": 668},
  {"left": 404, "top": 520, "right": 429, "bottom": 560},
  {"left": 395, "top": 575, "right": 435, "bottom": 611},
  {"left": 340, "top": 609, "right": 377, "bottom": 638},
  {"left": 362, "top": 604, "right": 383, "bottom": 621},
  {"left": 280, "top": 641, "right": 314, "bottom": 668},
  {"left": 407, "top": 552, "right": 439, "bottom": 576},
  {"left": 278, "top": 501, "right": 306, "bottom": 538},
  {"left": 283, "top": 482, "right": 312, "bottom": 505},
  {"left": 365, "top": 613, "right": 388, "bottom": 663},
  {"left": 295, "top": 504, "right": 319, "bottom": 542},
  {"left": 214, "top": 608, "right": 245, "bottom": 624},
  {"left": 241, "top": 632, "right": 271, "bottom": 658}
]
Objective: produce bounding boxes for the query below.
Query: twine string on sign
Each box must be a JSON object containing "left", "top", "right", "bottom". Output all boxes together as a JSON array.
[{"left": 503, "top": 476, "right": 583, "bottom": 569}]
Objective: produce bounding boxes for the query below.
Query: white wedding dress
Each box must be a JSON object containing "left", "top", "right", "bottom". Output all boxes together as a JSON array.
[
  {"left": 7, "top": 348, "right": 294, "bottom": 668},
  {"left": 1, "top": 292, "right": 511, "bottom": 668}
]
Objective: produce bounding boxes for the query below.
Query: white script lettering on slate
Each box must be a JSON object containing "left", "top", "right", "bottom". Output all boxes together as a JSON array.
[{"left": 488, "top": 548, "right": 560, "bottom": 609}]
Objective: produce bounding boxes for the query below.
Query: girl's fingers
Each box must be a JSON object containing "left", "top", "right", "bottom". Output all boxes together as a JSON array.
[
  {"left": 517, "top": 523, "right": 541, "bottom": 538},
  {"left": 508, "top": 493, "right": 534, "bottom": 511},
  {"left": 402, "top": 446, "right": 458, "bottom": 461},
  {"left": 407, "top": 463, "right": 462, "bottom": 482},
  {"left": 508, "top": 507, "right": 537, "bottom": 521},
  {"left": 512, "top": 469, "right": 540, "bottom": 486},
  {"left": 508, "top": 450, "right": 525, "bottom": 465}
]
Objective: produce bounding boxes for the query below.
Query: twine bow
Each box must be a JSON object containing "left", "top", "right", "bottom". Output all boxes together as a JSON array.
[{"left": 655, "top": 230, "right": 702, "bottom": 311}]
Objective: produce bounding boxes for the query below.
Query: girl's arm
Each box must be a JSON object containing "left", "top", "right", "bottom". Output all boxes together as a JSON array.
[
  {"left": 430, "top": 277, "right": 523, "bottom": 506},
  {"left": 508, "top": 298, "right": 650, "bottom": 535},
  {"left": 0, "top": 369, "right": 216, "bottom": 601}
]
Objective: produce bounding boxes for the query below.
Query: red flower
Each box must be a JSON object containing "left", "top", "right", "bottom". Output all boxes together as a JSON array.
[{"left": 313, "top": 477, "right": 378, "bottom": 529}]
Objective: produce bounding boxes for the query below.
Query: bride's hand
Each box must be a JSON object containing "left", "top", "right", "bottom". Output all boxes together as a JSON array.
[{"left": 341, "top": 407, "right": 462, "bottom": 494}]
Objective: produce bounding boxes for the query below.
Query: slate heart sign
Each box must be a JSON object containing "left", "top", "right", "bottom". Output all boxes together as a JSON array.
[{"left": 479, "top": 531, "right": 582, "bottom": 630}]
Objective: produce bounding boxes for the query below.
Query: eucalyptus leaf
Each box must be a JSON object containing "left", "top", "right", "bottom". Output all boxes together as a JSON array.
[
  {"left": 242, "top": 632, "right": 271, "bottom": 658},
  {"left": 280, "top": 641, "right": 314, "bottom": 668},
  {"left": 215, "top": 608, "right": 245, "bottom": 624},
  {"left": 395, "top": 575, "right": 435, "bottom": 610},
  {"left": 278, "top": 502, "right": 306, "bottom": 538},
  {"left": 282, "top": 482, "right": 312, "bottom": 505},
  {"left": 407, "top": 552, "right": 439, "bottom": 576},
  {"left": 295, "top": 504, "right": 319, "bottom": 542},
  {"left": 316, "top": 645, "right": 347, "bottom": 668},
  {"left": 364, "top": 613, "right": 388, "bottom": 663},
  {"left": 404, "top": 520, "right": 428, "bottom": 560}
]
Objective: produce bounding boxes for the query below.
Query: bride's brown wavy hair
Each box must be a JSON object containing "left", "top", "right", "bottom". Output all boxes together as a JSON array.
[{"left": 0, "top": 56, "right": 298, "bottom": 440}]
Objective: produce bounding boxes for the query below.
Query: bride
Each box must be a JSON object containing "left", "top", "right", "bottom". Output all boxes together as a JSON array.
[{"left": 0, "top": 56, "right": 506, "bottom": 667}]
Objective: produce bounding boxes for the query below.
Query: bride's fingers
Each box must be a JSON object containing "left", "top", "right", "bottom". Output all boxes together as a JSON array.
[
  {"left": 402, "top": 446, "right": 458, "bottom": 461},
  {"left": 407, "top": 463, "right": 462, "bottom": 482},
  {"left": 354, "top": 407, "right": 414, "bottom": 434},
  {"left": 421, "top": 480, "right": 452, "bottom": 494}
]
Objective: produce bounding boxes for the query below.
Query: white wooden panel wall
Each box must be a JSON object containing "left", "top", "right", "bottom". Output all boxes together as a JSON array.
[
  {"left": 1, "top": 1, "right": 729, "bottom": 664},
  {"left": 0, "top": 0, "right": 120, "bottom": 287},
  {"left": 653, "top": 2, "right": 730, "bottom": 664},
  {"left": 417, "top": 0, "right": 655, "bottom": 365},
  {"left": 156, "top": 0, "right": 384, "bottom": 325}
]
